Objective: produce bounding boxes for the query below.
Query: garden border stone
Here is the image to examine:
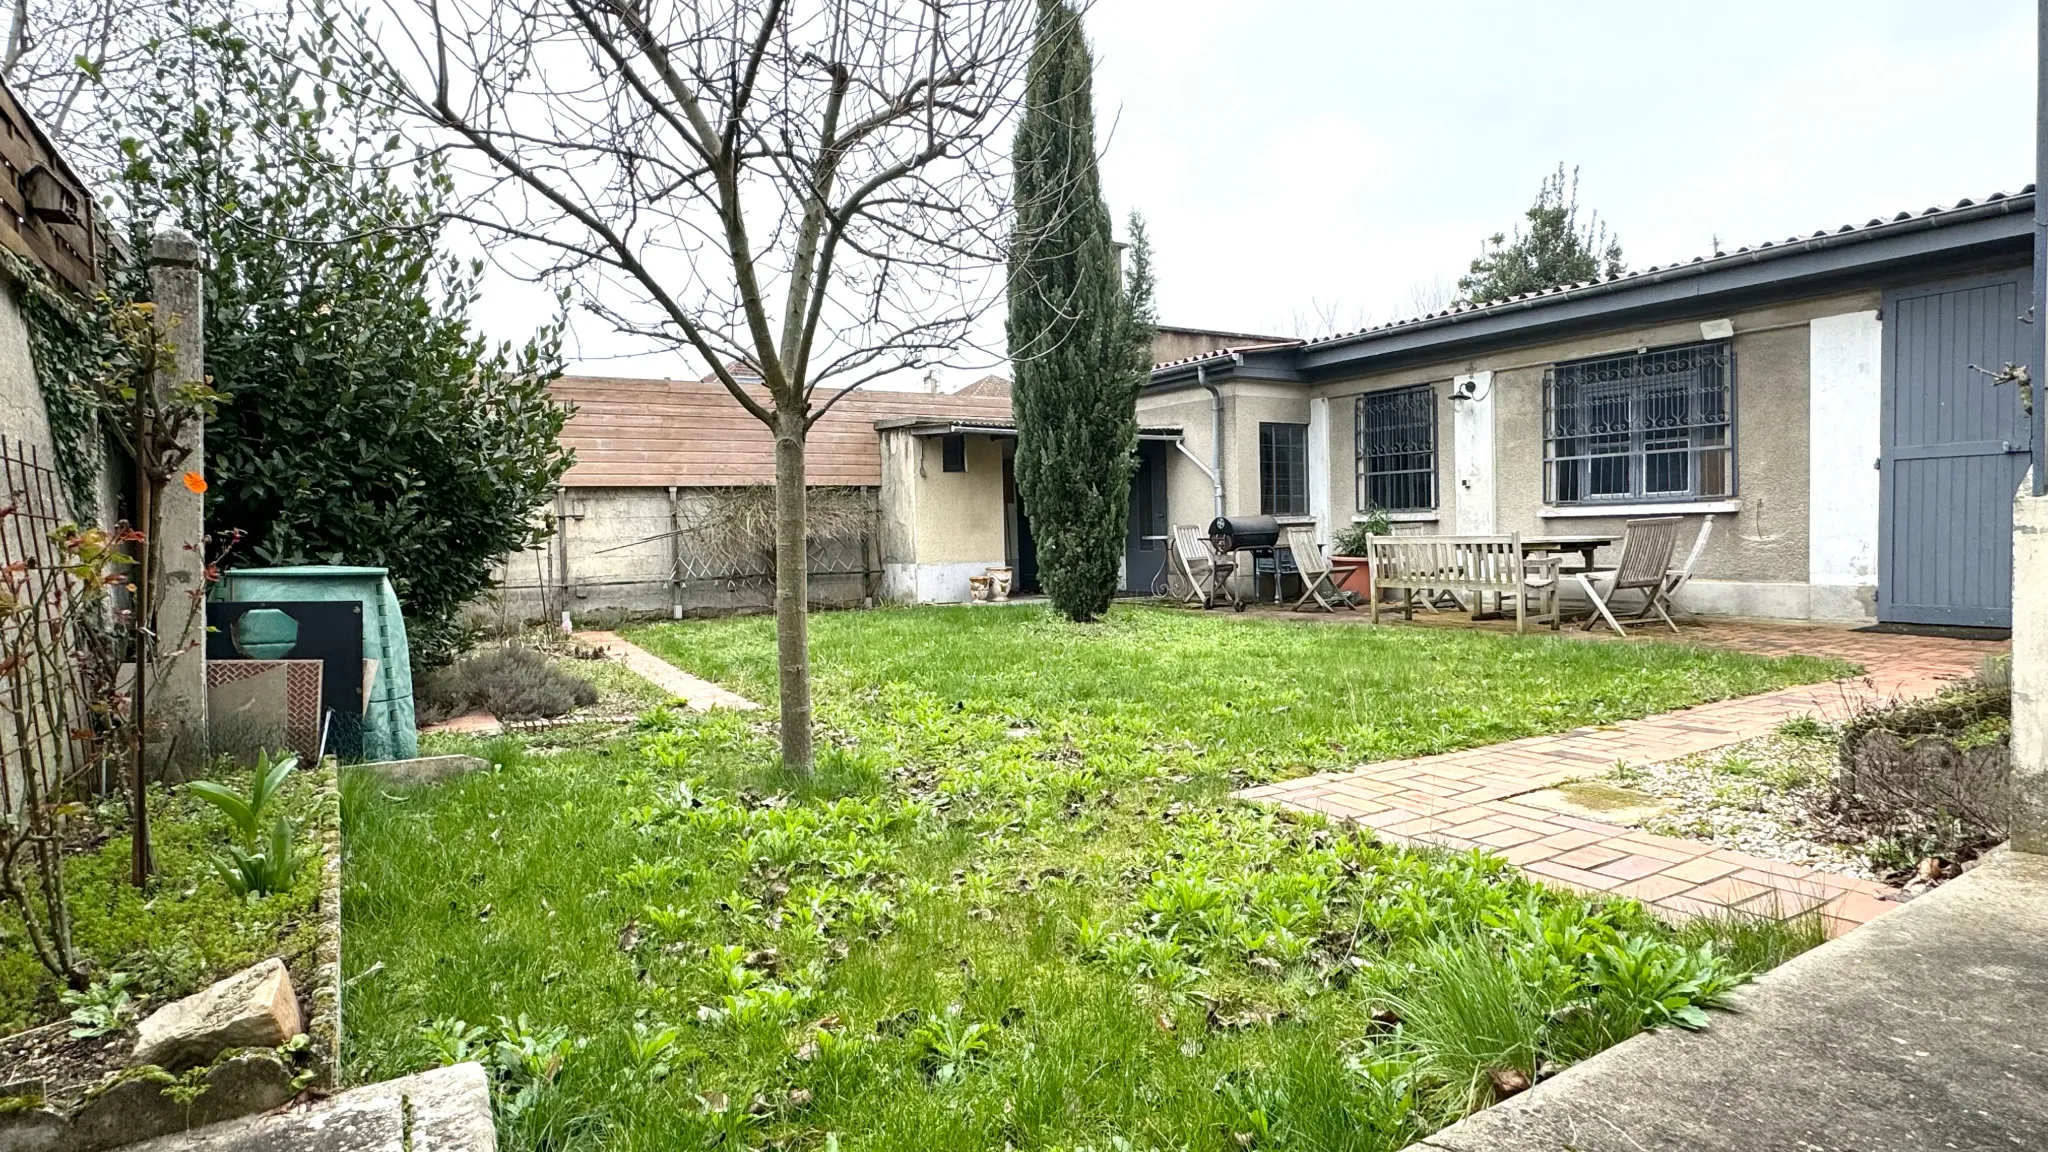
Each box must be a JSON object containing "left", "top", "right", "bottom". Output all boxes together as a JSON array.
[
  {"left": 308, "top": 761, "right": 343, "bottom": 1087},
  {"left": 354, "top": 755, "right": 489, "bottom": 788}
]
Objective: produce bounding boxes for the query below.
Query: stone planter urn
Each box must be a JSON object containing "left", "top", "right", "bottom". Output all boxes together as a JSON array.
[{"left": 985, "top": 566, "right": 1013, "bottom": 601}]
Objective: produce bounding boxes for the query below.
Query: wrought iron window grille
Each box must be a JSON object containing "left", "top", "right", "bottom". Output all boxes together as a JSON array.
[
  {"left": 1355, "top": 385, "right": 1438, "bottom": 512},
  {"left": 1544, "top": 341, "right": 1734, "bottom": 505}
]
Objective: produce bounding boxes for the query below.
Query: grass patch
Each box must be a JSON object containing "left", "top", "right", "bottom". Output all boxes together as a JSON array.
[
  {"left": 0, "top": 764, "right": 330, "bottom": 1035},
  {"left": 344, "top": 606, "right": 1846, "bottom": 1151},
  {"left": 628, "top": 606, "right": 1853, "bottom": 781}
]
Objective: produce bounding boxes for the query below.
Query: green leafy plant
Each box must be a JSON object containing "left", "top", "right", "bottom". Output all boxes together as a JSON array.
[
  {"left": 1585, "top": 936, "right": 1742, "bottom": 1032},
  {"left": 188, "top": 752, "right": 298, "bottom": 845},
  {"left": 61, "top": 972, "right": 139, "bottom": 1038},
  {"left": 211, "top": 815, "right": 307, "bottom": 898},
  {"left": 420, "top": 1016, "right": 489, "bottom": 1065},
  {"left": 1333, "top": 511, "right": 1392, "bottom": 555},
  {"left": 624, "top": 1020, "right": 682, "bottom": 1081},
  {"left": 190, "top": 753, "right": 306, "bottom": 897},
  {"left": 910, "top": 1007, "right": 993, "bottom": 1084}
]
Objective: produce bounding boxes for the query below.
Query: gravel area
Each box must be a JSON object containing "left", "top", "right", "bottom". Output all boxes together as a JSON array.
[{"left": 1599, "top": 727, "right": 1887, "bottom": 880}]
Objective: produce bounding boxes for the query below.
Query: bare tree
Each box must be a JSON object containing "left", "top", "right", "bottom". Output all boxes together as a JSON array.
[
  {"left": 1400, "top": 273, "right": 1456, "bottom": 318},
  {"left": 1285, "top": 297, "right": 1372, "bottom": 341},
  {"left": 342, "top": 0, "right": 1037, "bottom": 772},
  {"left": 1, "top": 0, "right": 190, "bottom": 166}
]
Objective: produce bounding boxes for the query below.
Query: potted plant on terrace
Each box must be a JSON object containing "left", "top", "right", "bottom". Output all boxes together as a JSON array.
[{"left": 1330, "top": 509, "right": 1392, "bottom": 599}]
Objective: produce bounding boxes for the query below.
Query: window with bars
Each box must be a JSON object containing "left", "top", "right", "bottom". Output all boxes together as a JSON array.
[
  {"left": 1544, "top": 341, "right": 1733, "bottom": 504},
  {"left": 1259, "top": 422, "right": 1308, "bottom": 515},
  {"left": 1354, "top": 385, "right": 1437, "bottom": 511}
]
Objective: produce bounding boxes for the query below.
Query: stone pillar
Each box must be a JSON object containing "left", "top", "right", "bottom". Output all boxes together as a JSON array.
[
  {"left": 2014, "top": 483, "right": 2048, "bottom": 855},
  {"left": 149, "top": 228, "right": 207, "bottom": 778}
]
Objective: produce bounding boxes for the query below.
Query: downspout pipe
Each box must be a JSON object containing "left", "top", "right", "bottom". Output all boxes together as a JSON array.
[{"left": 1202, "top": 362, "right": 1225, "bottom": 518}]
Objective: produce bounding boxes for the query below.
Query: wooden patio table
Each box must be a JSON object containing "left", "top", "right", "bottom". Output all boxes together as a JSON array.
[{"left": 1464, "top": 533, "right": 1616, "bottom": 619}]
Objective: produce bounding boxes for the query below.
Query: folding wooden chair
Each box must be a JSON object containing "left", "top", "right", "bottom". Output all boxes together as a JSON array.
[
  {"left": 1164, "top": 524, "right": 1240, "bottom": 610},
  {"left": 1659, "top": 515, "right": 1715, "bottom": 622},
  {"left": 1282, "top": 524, "right": 1357, "bottom": 612},
  {"left": 1574, "top": 517, "right": 1682, "bottom": 636}
]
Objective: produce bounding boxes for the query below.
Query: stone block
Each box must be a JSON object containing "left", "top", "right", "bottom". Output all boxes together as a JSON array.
[
  {"left": 63, "top": 1053, "right": 296, "bottom": 1152},
  {"left": 133, "top": 959, "right": 302, "bottom": 1072},
  {"left": 121, "top": 1062, "right": 495, "bottom": 1152}
]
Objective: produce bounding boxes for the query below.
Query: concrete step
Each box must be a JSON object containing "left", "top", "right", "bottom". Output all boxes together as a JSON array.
[{"left": 122, "top": 1063, "right": 493, "bottom": 1152}]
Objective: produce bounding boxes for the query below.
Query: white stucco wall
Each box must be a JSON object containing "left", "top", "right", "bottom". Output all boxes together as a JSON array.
[
  {"left": 1307, "top": 396, "right": 1331, "bottom": 545},
  {"left": 875, "top": 429, "right": 1008, "bottom": 604},
  {"left": 1452, "top": 371, "right": 1495, "bottom": 535},
  {"left": 2013, "top": 485, "right": 2047, "bottom": 853},
  {"left": 1806, "top": 310, "right": 1883, "bottom": 621}
]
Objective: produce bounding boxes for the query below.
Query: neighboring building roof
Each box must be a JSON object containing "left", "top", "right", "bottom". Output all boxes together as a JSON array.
[
  {"left": 1150, "top": 186, "right": 2038, "bottom": 386},
  {"left": 874, "top": 415, "right": 1184, "bottom": 441},
  {"left": 954, "top": 374, "right": 1012, "bottom": 399},
  {"left": 1150, "top": 324, "right": 1297, "bottom": 369},
  {"left": 554, "top": 376, "right": 1012, "bottom": 487},
  {"left": 1154, "top": 324, "right": 1295, "bottom": 343}
]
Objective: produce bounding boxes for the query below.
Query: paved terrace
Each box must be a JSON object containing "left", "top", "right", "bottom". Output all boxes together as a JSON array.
[{"left": 1233, "top": 614, "right": 2008, "bottom": 934}]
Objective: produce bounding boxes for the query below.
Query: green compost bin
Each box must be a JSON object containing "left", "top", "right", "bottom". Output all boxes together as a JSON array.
[{"left": 213, "top": 566, "right": 418, "bottom": 762}]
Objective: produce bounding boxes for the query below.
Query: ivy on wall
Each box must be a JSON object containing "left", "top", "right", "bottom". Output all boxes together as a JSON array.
[{"left": 2, "top": 249, "right": 109, "bottom": 521}]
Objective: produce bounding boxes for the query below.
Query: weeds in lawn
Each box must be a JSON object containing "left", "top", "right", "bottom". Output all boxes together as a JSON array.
[
  {"left": 345, "top": 607, "right": 1843, "bottom": 1151},
  {"left": 1676, "top": 905, "right": 1829, "bottom": 974}
]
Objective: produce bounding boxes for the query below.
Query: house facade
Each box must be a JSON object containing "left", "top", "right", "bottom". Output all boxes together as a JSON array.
[{"left": 1138, "top": 189, "right": 2038, "bottom": 628}]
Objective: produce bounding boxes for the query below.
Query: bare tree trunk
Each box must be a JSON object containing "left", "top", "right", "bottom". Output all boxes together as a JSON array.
[{"left": 773, "top": 406, "right": 813, "bottom": 774}]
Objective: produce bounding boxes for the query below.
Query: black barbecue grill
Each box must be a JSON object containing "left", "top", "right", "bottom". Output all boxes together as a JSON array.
[{"left": 1209, "top": 515, "right": 1302, "bottom": 603}]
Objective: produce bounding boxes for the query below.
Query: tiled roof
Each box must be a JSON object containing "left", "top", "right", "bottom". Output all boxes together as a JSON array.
[
  {"left": 1305, "top": 186, "right": 2037, "bottom": 348},
  {"left": 1150, "top": 185, "right": 2035, "bottom": 373},
  {"left": 553, "top": 376, "right": 1011, "bottom": 487},
  {"left": 953, "top": 374, "right": 1012, "bottom": 399}
]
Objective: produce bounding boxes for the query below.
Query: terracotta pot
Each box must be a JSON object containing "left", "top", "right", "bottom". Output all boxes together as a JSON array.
[{"left": 1331, "top": 557, "right": 1373, "bottom": 597}]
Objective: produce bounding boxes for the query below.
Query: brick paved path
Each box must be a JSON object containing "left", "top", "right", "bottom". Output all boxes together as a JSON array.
[{"left": 1234, "top": 618, "right": 2006, "bottom": 936}]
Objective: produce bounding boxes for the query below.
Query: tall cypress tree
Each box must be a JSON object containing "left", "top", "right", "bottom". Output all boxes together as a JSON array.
[{"left": 1008, "top": 0, "right": 1152, "bottom": 623}]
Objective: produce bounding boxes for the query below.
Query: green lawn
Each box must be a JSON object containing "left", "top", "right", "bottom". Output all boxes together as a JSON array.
[{"left": 342, "top": 606, "right": 1847, "bottom": 1152}]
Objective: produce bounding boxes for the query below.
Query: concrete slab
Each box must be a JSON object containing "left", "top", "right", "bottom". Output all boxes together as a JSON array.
[
  {"left": 573, "top": 630, "right": 760, "bottom": 712},
  {"left": 121, "top": 1063, "right": 494, "bottom": 1152},
  {"left": 356, "top": 755, "right": 490, "bottom": 787},
  {"left": 1408, "top": 849, "right": 2048, "bottom": 1152}
]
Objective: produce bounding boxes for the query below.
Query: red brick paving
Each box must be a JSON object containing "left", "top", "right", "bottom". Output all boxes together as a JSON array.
[{"left": 1234, "top": 617, "right": 2006, "bottom": 937}]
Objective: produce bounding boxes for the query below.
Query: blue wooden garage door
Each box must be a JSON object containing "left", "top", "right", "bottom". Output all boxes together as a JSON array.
[{"left": 1879, "top": 271, "right": 2034, "bottom": 628}]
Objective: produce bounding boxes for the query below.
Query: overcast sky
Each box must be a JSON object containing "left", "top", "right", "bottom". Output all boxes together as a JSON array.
[{"left": 515, "top": 0, "right": 2037, "bottom": 383}]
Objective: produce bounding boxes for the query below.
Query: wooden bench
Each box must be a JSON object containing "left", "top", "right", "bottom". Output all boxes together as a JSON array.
[{"left": 1364, "top": 534, "right": 1560, "bottom": 634}]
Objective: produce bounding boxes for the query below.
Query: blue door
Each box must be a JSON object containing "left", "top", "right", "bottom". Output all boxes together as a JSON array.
[{"left": 1879, "top": 270, "right": 2034, "bottom": 628}]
